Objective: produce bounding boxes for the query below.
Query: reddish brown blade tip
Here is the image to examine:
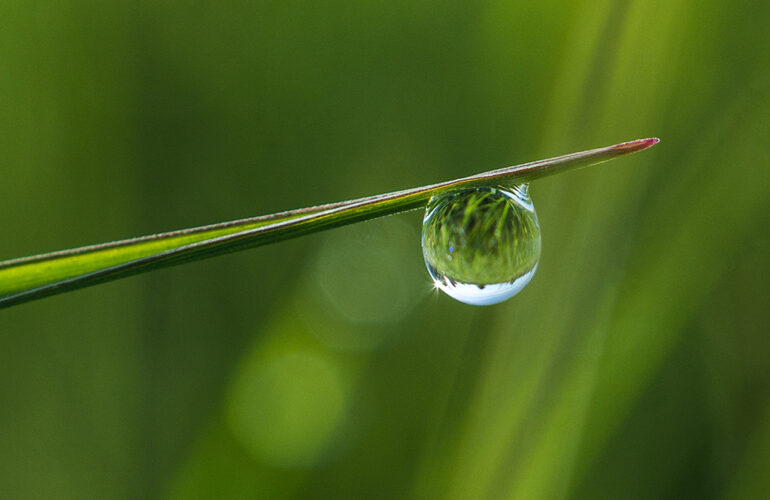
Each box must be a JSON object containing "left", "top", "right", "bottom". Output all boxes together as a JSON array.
[{"left": 612, "top": 137, "right": 660, "bottom": 155}]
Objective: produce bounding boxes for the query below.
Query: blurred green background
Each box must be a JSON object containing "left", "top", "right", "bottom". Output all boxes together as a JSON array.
[{"left": 1, "top": 0, "right": 768, "bottom": 498}]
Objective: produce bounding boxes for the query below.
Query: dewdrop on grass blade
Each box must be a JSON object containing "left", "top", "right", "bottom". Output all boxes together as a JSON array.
[{"left": 421, "top": 185, "right": 541, "bottom": 305}]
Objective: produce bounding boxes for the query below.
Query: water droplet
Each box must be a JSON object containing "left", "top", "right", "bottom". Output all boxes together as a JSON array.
[{"left": 421, "top": 184, "right": 541, "bottom": 305}]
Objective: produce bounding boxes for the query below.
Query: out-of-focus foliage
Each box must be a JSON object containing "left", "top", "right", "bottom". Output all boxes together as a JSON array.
[{"left": 0, "top": 0, "right": 767, "bottom": 498}]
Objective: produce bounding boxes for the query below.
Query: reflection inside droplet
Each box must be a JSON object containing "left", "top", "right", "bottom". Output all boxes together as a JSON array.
[{"left": 421, "top": 185, "right": 541, "bottom": 305}]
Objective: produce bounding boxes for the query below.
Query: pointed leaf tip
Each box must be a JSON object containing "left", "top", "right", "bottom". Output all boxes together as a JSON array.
[{"left": 611, "top": 137, "right": 660, "bottom": 155}]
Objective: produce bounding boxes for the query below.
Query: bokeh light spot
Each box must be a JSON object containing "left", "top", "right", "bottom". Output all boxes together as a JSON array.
[
  {"left": 314, "top": 217, "right": 422, "bottom": 324},
  {"left": 226, "top": 350, "right": 350, "bottom": 468}
]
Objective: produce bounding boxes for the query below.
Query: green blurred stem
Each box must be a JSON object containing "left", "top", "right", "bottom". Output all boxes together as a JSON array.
[{"left": 0, "top": 138, "right": 658, "bottom": 309}]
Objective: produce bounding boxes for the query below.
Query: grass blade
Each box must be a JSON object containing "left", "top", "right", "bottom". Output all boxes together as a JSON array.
[{"left": 0, "top": 138, "right": 658, "bottom": 309}]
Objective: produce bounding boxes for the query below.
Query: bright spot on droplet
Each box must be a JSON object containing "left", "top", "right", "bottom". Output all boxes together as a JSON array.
[
  {"left": 226, "top": 351, "right": 349, "bottom": 468},
  {"left": 421, "top": 185, "right": 541, "bottom": 306}
]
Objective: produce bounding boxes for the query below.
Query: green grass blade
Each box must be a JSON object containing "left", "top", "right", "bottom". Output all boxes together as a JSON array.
[{"left": 0, "top": 138, "right": 658, "bottom": 309}]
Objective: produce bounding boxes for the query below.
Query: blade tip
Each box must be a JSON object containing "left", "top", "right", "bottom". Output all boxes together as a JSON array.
[
  {"left": 638, "top": 137, "right": 660, "bottom": 148},
  {"left": 614, "top": 137, "right": 660, "bottom": 154}
]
